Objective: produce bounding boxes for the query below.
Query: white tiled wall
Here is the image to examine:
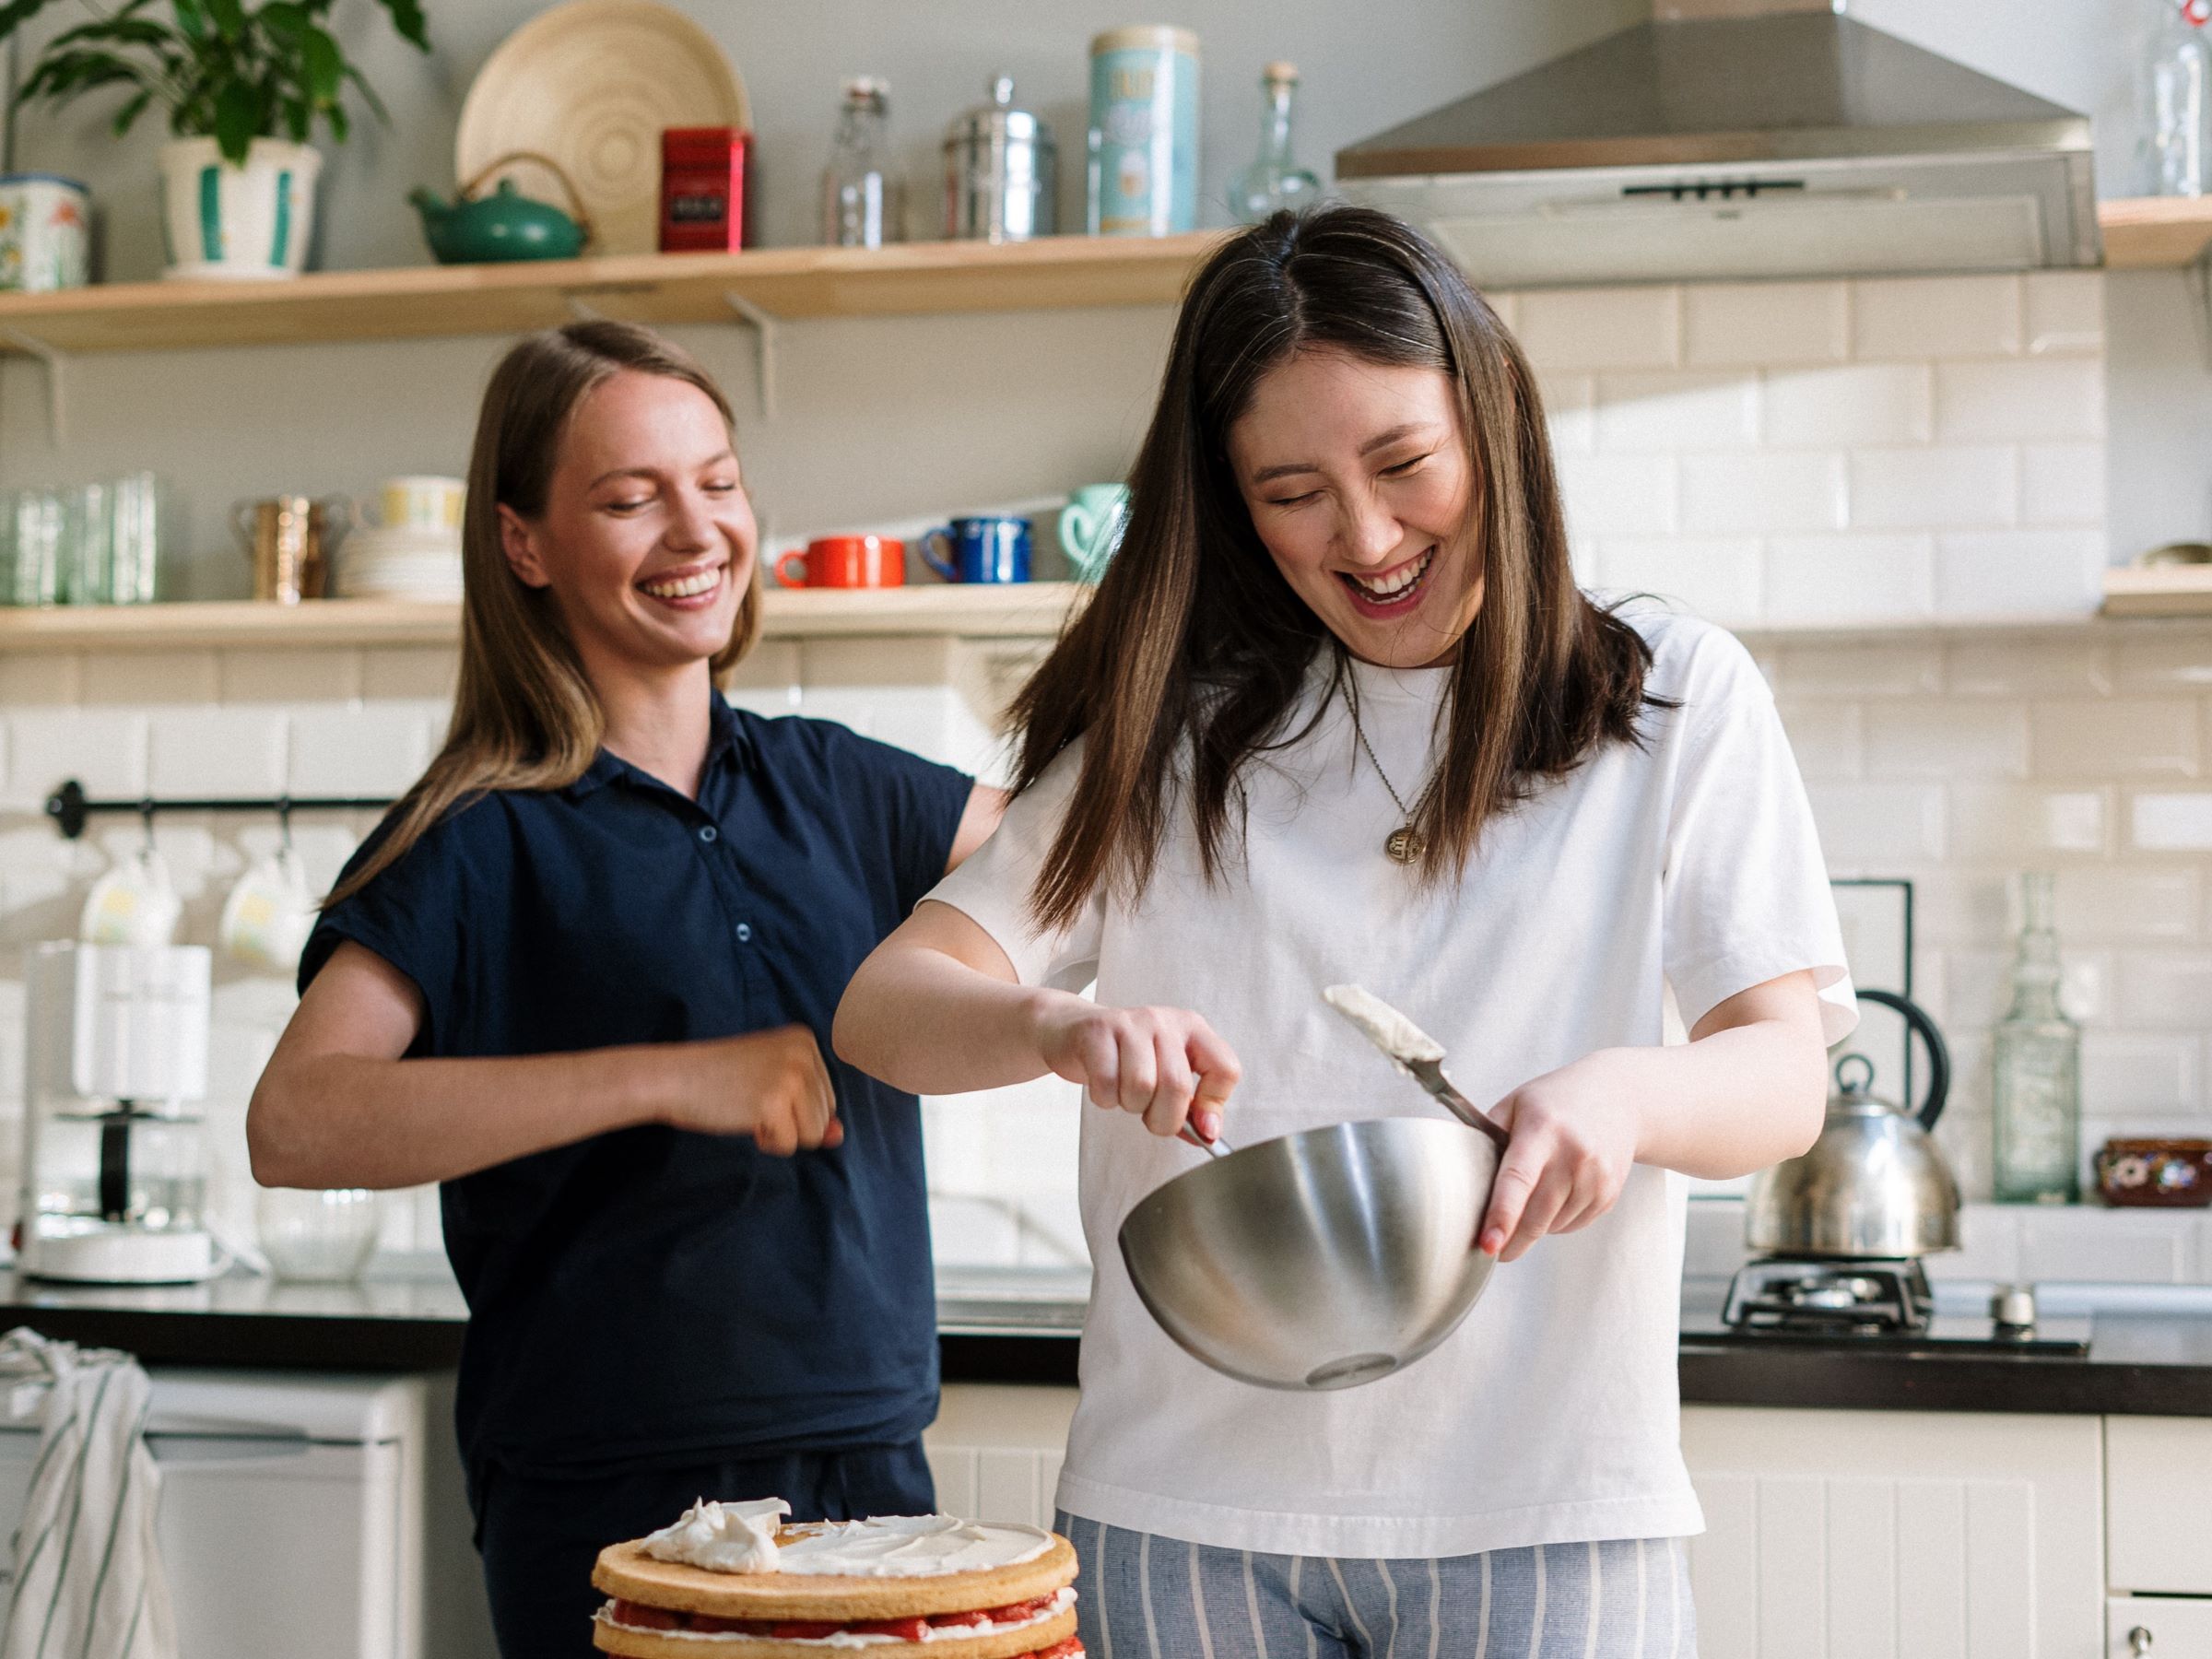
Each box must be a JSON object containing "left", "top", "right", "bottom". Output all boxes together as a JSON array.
[{"left": 1506, "top": 272, "right": 2110, "bottom": 628}]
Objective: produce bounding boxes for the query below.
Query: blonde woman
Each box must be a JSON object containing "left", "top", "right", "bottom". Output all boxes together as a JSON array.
[
  {"left": 835, "top": 207, "right": 1850, "bottom": 1655},
  {"left": 248, "top": 322, "right": 1000, "bottom": 1658}
]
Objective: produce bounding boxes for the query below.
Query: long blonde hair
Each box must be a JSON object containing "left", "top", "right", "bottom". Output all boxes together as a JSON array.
[{"left": 328, "top": 321, "right": 763, "bottom": 906}]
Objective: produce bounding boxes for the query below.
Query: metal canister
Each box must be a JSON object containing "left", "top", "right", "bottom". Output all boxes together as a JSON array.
[
  {"left": 0, "top": 173, "right": 90, "bottom": 292},
  {"left": 944, "top": 75, "right": 1056, "bottom": 242},
  {"left": 1088, "top": 25, "right": 1200, "bottom": 237}
]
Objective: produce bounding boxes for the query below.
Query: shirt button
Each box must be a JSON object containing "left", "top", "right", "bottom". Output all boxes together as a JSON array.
[
  {"left": 735, "top": 924, "right": 753, "bottom": 943},
  {"left": 698, "top": 825, "right": 719, "bottom": 843}
]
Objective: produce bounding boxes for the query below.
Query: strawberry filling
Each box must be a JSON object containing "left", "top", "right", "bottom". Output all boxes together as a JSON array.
[{"left": 605, "top": 1593, "right": 1074, "bottom": 1644}]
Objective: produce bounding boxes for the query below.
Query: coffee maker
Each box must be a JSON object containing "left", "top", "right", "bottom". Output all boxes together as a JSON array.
[{"left": 18, "top": 941, "right": 216, "bottom": 1283}]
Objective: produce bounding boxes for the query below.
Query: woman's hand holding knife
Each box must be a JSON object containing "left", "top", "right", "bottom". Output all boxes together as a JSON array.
[{"left": 1033, "top": 1001, "right": 1241, "bottom": 1145}]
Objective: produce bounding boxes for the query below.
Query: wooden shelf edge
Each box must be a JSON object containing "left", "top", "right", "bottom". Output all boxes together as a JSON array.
[
  {"left": 2097, "top": 196, "right": 2212, "bottom": 268},
  {"left": 0, "top": 585, "right": 1086, "bottom": 652},
  {"left": 2101, "top": 564, "right": 2212, "bottom": 616}
]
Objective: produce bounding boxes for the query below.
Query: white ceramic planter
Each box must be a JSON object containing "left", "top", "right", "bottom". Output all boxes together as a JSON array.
[{"left": 159, "top": 136, "right": 320, "bottom": 280}]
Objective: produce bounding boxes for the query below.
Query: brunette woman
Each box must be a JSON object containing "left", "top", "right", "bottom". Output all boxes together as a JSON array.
[
  {"left": 248, "top": 322, "right": 999, "bottom": 1657},
  {"left": 835, "top": 207, "right": 1853, "bottom": 1655}
]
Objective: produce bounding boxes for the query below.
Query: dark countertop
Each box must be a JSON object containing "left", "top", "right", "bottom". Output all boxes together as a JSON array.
[{"left": 3, "top": 1265, "right": 2206, "bottom": 1415}]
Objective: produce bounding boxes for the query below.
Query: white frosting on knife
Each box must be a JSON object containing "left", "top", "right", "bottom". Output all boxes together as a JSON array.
[
  {"left": 1323, "top": 984, "right": 1444, "bottom": 1068},
  {"left": 644, "top": 1499, "right": 790, "bottom": 1573}
]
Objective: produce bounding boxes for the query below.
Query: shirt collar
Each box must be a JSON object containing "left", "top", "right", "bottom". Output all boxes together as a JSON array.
[{"left": 561, "top": 689, "right": 752, "bottom": 801}]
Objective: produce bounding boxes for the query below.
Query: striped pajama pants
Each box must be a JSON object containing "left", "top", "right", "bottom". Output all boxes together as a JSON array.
[{"left": 1057, "top": 1513, "right": 1697, "bottom": 1659}]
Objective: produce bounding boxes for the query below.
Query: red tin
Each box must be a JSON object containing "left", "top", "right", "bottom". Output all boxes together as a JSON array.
[{"left": 661, "top": 127, "right": 749, "bottom": 253}]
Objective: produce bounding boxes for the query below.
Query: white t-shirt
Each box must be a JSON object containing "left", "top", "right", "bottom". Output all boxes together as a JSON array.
[{"left": 926, "top": 606, "right": 1853, "bottom": 1559}]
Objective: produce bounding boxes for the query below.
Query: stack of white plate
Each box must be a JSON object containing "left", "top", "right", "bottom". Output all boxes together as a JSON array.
[{"left": 335, "top": 526, "right": 465, "bottom": 602}]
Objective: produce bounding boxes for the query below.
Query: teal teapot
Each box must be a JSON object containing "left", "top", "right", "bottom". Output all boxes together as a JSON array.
[{"left": 410, "top": 151, "right": 593, "bottom": 264}]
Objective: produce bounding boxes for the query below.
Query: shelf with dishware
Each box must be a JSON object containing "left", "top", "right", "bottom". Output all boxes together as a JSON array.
[
  {"left": 0, "top": 234, "right": 1221, "bottom": 359},
  {"left": 2101, "top": 561, "right": 2212, "bottom": 615},
  {"left": 0, "top": 582, "right": 1090, "bottom": 653}
]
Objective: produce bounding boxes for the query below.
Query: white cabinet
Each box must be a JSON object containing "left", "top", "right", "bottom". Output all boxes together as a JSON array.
[
  {"left": 2107, "top": 1418, "right": 2212, "bottom": 1594},
  {"left": 1680, "top": 1406, "right": 2106, "bottom": 1659},
  {"left": 2109, "top": 1597, "right": 2212, "bottom": 1655}
]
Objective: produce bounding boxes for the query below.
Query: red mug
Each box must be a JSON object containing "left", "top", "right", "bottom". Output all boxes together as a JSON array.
[{"left": 775, "top": 535, "right": 905, "bottom": 588}]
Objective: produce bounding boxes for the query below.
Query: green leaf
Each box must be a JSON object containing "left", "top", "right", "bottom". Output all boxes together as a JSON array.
[
  {"left": 0, "top": 0, "right": 63, "bottom": 42},
  {"left": 257, "top": 2, "right": 307, "bottom": 41},
  {"left": 300, "top": 24, "right": 340, "bottom": 104},
  {"left": 324, "top": 100, "right": 346, "bottom": 142},
  {"left": 212, "top": 77, "right": 260, "bottom": 163},
  {"left": 340, "top": 61, "right": 387, "bottom": 126},
  {"left": 206, "top": 0, "right": 245, "bottom": 41},
  {"left": 371, "top": 0, "right": 428, "bottom": 52},
  {"left": 46, "top": 16, "right": 178, "bottom": 51},
  {"left": 171, "top": 0, "right": 207, "bottom": 41},
  {"left": 280, "top": 94, "right": 308, "bottom": 142},
  {"left": 110, "top": 85, "right": 154, "bottom": 134}
]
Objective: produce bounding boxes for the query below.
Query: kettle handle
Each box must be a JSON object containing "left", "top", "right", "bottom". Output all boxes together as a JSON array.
[
  {"left": 1856, "top": 987, "right": 1949, "bottom": 1133},
  {"left": 458, "top": 150, "right": 598, "bottom": 251}
]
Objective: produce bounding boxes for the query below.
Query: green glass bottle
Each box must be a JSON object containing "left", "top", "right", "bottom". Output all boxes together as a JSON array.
[
  {"left": 1229, "top": 63, "right": 1324, "bottom": 224},
  {"left": 1992, "top": 871, "right": 2082, "bottom": 1203}
]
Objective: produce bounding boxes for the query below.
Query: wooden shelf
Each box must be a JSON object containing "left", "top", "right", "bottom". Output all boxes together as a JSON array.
[
  {"left": 0, "top": 584, "right": 1086, "bottom": 652},
  {"left": 2102, "top": 563, "right": 2212, "bottom": 616},
  {"left": 0, "top": 234, "right": 1219, "bottom": 357},
  {"left": 2098, "top": 197, "right": 2212, "bottom": 268}
]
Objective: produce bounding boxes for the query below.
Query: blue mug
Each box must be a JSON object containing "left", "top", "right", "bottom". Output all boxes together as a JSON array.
[{"left": 923, "top": 515, "right": 1031, "bottom": 583}]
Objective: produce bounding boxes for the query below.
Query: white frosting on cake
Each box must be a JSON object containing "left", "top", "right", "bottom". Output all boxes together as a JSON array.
[
  {"left": 595, "top": 1584, "right": 1077, "bottom": 1646},
  {"left": 773, "top": 1515, "right": 1053, "bottom": 1578},
  {"left": 644, "top": 1499, "right": 791, "bottom": 1573},
  {"left": 1323, "top": 983, "right": 1444, "bottom": 1068}
]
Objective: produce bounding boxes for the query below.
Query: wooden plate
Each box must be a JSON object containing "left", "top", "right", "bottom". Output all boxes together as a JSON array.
[{"left": 457, "top": 0, "right": 750, "bottom": 256}]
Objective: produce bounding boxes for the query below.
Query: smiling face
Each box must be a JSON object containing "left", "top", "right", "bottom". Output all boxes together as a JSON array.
[
  {"left": 498, "top": 369, "right": 754, "bottom": 678},
  {"left": 1226, "top": 347, "right": 1482, "bottom": 669}
]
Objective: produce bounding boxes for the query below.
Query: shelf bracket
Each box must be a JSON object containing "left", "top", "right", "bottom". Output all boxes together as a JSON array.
[
  {"left": 721, "top": 291, "right": 778, "bottom": 419},
  {"left": 0, "top": 326, "right": 66, "bottom": 443}
]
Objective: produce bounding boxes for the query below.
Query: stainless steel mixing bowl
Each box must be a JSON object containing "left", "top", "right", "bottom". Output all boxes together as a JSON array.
[{"left": 1117, "top": 1116, "right": 1501, "bottom": 1392}]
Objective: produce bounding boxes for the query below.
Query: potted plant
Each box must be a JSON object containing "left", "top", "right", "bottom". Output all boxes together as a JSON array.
[{"left": 0, "top": 0, "right": 429, "bottom": 279}]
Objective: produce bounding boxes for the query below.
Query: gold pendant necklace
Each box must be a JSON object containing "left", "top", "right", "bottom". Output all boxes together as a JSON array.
[{"left": 1350, "top": 704, "right": 1432, "bottom": 865}]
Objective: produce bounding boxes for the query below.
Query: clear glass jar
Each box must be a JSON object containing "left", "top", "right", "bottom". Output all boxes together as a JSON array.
[
  {"left": 822, "top": 76, "right": 903, "bottom": 248},
  {"left": 1992, "top": 871, "right": 2083, "bottom": 1203},
  {"left": 1229, "top": 62, "right": 1324, "bottom": 224},
  {"left": 2143, "top": 0, "right": 2212, "bottom": 195},
  {"left": 257, "top": 1187, "right": 382, "bottom": 1282}
]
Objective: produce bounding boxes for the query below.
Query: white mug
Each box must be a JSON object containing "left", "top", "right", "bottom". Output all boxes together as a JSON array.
[
  {"left": 79, "top": 846, "right": 182, "bottom": 948},
  {"left": 218, "top": 845, "right": 317, "bottom": 972}
]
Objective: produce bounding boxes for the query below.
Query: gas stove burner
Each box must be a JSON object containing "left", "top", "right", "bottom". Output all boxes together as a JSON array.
[{"left": 1723, "top": 1256, "right": 1934, "bottom": 1335}]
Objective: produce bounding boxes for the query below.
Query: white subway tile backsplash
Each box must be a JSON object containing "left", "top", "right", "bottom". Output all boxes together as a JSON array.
[
  {"left": 2053, "top": 865, "right": 2205, "bottom": 944},
  {"left": 2022, "top": 271, "right": 2105, "bottom": 356},
  {"left": 147, "top": 708, "right": 287, "bottom": 796},
  {"left": 1554, "top": 453, "right": 1677, "bottom": 537},
  {"left": 1934, "top": 358, "right": 2106, "bottom": 442},
  {"left": 1761, "top": 534, "right": 1934, "bottom": 628},
  {"left": 79, "top": 651, "right": 218, "bottom": 706},
  {"left": 287, "top": 705, "right": 433, "bottom": 796},
  {"left": 1682, "top": 281, "right": 1849, "bottom": 367},
  {"left": 1594, "top": 538, "right": 1761, "bottom": 625},
  {"left": 1679, "top": 452, "right": 1845, "bottom": 535},
  {"left": 1762, "top": 364, "right": 1932, "bottom": 447},
  {"left": 1947, "top": 783, "right": 2112, "bottom": 858},
  {"left": 1765, "top": 641, "right": 1943, "bottom": 698},
  {"left": 1847, "top": 445, "right": 2017, "bottom": 531},
  {"left": 0, "top": 655, "right": 80, "bottom": 706},
  {"left": 2018, "top": 442, "right": 2108, "bottom": 527},
  {"left": 2114, "top": 950, "right": 2212, "bottom": 1027},
  {"left": 2112, "top": 631, "right": 2212, "bottom": 692},
  {"left": 1865, "top": 700, "right": 2029, "bottom": 779},
  {"left": 2130, "top": 791, "right": 2212, "bottom": 851},
  {"left": 2081, "top": 1030, "right": 2203, "bottom": 1113},
  {"left": 2032, "top": 699, "right": 2200, "bottom": 778},
  {"left": 1935, "top": 531, "right": 2104, "bottom": 620},
  {"left": 1515, "top": 286, "right": 1681, "bottom": 371},
  {"left": 1538, "top": 375, "right": 1596, "bottom": 454},
  {"left": 1852, "top": 274, "right": 2023, "bottom": 359},
  {"left": 1772, "top": 701, "right": 1864, "bottom": 780},
  {"left": 1804, "top": 782, "right": 1946, "bottom": 865},
  {"left": 2, "top": 710, "right": 147, "bottom": 809},
  {"left": 1944, "top": 635, "right": 2113, "bottom": 698},
  {"left": 1594, "top": 371, "right": 1759, "bottom": 452},
  {"left": 223, "top": 647, "right": 365, "bottom": 703},
  {"left": 358, "top": 648, "right": 455, "bottom": 702},
  {"left": 2018, "top": 1207, "right": 2194, "bottom": 1284}
]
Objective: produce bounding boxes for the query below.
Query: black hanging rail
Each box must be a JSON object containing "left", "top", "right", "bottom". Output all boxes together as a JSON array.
[{"left": 43, "top": 779, "right": 394, "bottom": 841}]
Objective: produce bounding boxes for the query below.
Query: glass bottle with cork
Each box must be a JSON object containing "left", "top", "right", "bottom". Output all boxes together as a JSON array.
[
  {"left": 1992, "top": 870, "right": 2083, "bottom": 1203},
  {"left": 1230, "top": 61, "right": 1324, "bottom": 224},
  {"left": 2143, "top": 0, "right": 2212, "bottom": 195},
  {"left": 822, "top": 76, "right": 902, "bottom": 248}
]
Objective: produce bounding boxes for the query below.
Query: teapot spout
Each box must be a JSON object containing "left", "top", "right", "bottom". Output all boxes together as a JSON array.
[{"left": 407, "top": 186, "right": 455, "bottom": 244}]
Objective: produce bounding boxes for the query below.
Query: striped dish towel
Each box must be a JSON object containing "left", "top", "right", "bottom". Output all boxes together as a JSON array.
[{"left": 0, "top": 1329, "right": 175, "bottom": 1659}]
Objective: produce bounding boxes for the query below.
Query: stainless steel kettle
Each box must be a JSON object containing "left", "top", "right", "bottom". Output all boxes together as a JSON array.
[{"left": 1745, "top": 988, "right": 1960, "bottom": 1259}]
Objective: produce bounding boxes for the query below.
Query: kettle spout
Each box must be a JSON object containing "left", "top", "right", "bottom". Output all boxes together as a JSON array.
[{"left": 407, "top": 186, "right": 455, "bottom": 237}]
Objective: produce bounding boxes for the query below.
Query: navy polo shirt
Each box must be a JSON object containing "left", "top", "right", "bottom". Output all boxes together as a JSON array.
[{"left": 300, "top": 694, "right": 972, "bottom": 1481}]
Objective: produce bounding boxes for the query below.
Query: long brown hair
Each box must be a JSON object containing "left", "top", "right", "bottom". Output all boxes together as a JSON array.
[
  {"left": 1011, "top": 206, "right": 1665, "bottom": 931},
  {"left": 328, "top": 321, "right": 763, "bottom": 906}
]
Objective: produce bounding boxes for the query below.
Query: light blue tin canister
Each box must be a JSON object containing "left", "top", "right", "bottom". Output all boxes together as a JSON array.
[{"left": 1088, "top": 25, "right": 1200, "bottom": 237}]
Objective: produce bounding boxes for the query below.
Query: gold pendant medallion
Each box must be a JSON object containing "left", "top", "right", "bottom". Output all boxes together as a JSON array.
[{"left": 1385, "top": 825, "right": 1425, "bottom": 865}]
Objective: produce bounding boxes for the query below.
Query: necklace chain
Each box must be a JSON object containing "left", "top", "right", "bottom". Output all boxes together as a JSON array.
[{"left": 1348, "top": 700, "right": 1433, "bottom": 865}]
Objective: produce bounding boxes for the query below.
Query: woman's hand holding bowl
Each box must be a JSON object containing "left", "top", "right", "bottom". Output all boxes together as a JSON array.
[
  {"left": 1478, "top": 1051, "right": 1641, "bottom": 1263},
  {"left": 1033, "top": 999, "right": 1241, "bottom": 1145}
]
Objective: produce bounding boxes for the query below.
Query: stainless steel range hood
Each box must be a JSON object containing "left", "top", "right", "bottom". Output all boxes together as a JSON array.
[{"left": 1333, "top": 0, "right": 2100, "bottom": 288}]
